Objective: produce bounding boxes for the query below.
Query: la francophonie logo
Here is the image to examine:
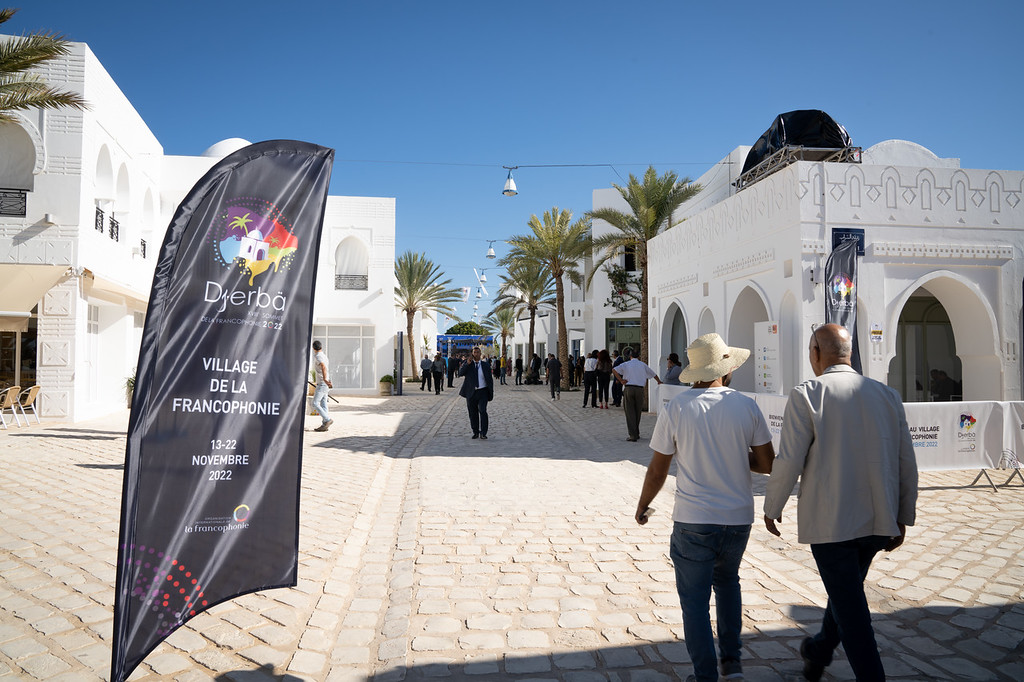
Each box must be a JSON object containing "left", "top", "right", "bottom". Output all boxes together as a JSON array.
[
  {"left": 212, "top": 198, "right": 298, "bottom": 285},
  {"left": 831, "top": 273, "right": 855, "bottom": 301}
]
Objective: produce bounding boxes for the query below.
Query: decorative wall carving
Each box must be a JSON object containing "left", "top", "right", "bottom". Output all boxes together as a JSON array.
[{"left": 40, "top": 340, "right": 70, "bottom": 366}]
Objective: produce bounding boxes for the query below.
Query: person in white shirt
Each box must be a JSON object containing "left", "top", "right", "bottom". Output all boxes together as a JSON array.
[
  {"left": 636, "top": 333, "right": 775, "bottom": 682},
  {"left": 763, "top": 324, "right": 917, "bottom": 682},
  {"left": 582, "top": 350, "right": 599, "bottom": 408},
  {"left": 311, "top": 340, "right": 333, "bottom": 432},
  {"left": 611, "top": 347, "right": 662, "bottom": 441}
]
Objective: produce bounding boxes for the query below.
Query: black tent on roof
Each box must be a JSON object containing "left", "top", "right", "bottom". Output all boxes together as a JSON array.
[{"left": 741, "top": 110, "right": 852, "bottom": 175}]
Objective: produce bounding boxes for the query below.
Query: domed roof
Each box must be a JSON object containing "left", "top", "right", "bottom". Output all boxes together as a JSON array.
[
  {"left": 202, "top": 138, "right": 252, "bottom": 158},
  {"left": 861, "top": 140, "right": 959, "bottom": 168}
]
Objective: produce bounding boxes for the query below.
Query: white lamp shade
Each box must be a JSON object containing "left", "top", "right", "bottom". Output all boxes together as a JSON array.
[
  {"left": 486, "top": 247, "right": 496, "bottom": 259},
  {"left": 479, "top": 272, "right": 487, "bottom": 283},
  {"left": 502, "top": 171, "right": 518, "bottom": 197}
]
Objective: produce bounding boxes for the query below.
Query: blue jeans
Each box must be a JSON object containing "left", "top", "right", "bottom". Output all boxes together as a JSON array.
[
  {"left": 806, "top": 535, "right": 890, "bottom": 681},
  {"left": 313, "top": 383, "right": 330, "bottom": 423},
  {"left": 670, "top": 522, "right": 750, "bottom": 682}
]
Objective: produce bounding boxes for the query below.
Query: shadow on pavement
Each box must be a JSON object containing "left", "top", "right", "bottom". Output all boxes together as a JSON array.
[
  {"left": 7, "top": 431, "right": 122, "bottom": 440},
  {"left": 368, "top": 601, "right": 1023, "bottom": 681},
  {"left": 215, "top": 664, "right": 304, "bottom": 681}
]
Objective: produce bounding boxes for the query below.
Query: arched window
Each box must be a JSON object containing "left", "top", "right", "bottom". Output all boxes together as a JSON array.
[{"left": 335, "top": 237, "right": 368, "bottom": 290}]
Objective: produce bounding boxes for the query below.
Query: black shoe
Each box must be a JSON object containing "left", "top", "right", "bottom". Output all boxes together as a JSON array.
[
  {"left": 800, "top": 637, "right": 825, "bottom": 682},
  {"left": 627, "top": 437, "right": 638, "bottom": 442},
  {"left": 480, "top": 434, "right": 488, "bottom": 440},
  {"left": 471, "top": 433, "right": 479, "bottom": 439}
]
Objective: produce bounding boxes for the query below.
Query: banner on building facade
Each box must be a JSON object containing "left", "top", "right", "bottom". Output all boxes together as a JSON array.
[
  {"left": 110, "top": 141, "right": 334, "bottom": 682},
  {"left": 823, "top": 238, "right": 862, "bottom": 372}
]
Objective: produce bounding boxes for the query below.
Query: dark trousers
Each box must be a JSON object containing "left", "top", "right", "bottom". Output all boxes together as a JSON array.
[
  {"left": 583, "top": 371, "right": 597, "bottom": 406},
  {"left": 447, "top": 368, "right": 456, "bottom": 387},
  {"left": 549, "top": 375, "right": 560, "bottom": 399},
  {"left": 805, "top": 536, "right": 890, "bottom": 681},
  {"left": 623, "top": 385, "right": 644, "bottom": 439},
  {"left": 420, "top": 371, "right": 431, "bottom": 391},
  {"left": 466, "top": 389, "right": 489, "bottom": 435},
  {"left": 432, "top": 371, "right": 444, "bottom": 394},
  {"left": 515, "top": 369, "right": 523, "bottom": 385},
  {"left": 597, "top": 371, "right": 611, "bottom": 404},
  {"left": 612, "top": 377, "right": 623, "bottom": 406}
]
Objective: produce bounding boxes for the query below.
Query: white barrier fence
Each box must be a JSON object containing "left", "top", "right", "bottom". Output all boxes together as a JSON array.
[{"left": 657, "top": 385, "right": 1024, "bottom": 485}]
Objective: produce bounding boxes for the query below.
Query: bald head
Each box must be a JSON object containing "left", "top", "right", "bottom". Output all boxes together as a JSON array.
[{"left": 810, "top": 323, "right": 853, "bottom": 375}]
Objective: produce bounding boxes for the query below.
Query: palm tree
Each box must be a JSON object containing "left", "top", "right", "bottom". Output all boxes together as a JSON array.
[
  {"left": 502, "top": 207, "right": 591, "bottom": 390},
  {"left": 587, "top": 166, "right": 701, "bottom": 364},
  {"left": 394, "top": 251, "right": 463, "bottom": 380},
  {"left": 482, "top": 308, "right": 517, "bottom": 364},
  {"left": 490, "top": 259, "right": 555, "bottom": 363},
  {"left": 0, "top": 8, "right": 89, "bottom": 124}
]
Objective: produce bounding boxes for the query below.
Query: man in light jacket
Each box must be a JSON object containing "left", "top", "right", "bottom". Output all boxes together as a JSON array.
[{"left": 764, "top": 324, "right": 917, "bottom": 682}]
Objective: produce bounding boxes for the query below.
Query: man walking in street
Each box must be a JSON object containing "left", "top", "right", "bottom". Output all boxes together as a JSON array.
[
  {"left": 764, "top": 324, "right": 918, "bottom": 682},
  {"left": 446, "top": 353, "right": 458, "bottom": 388},
  {"left": 311, "top": 340, "right": 333, "bottom": 432},
  {"left": 458, "top": 346, "right": 494, "bottom": 439},
  {"left": 430, "top": 352, "right": 446, "bottom": 395},
  {"left": 612, "top": 347, "right": 662, "bottom": 441},
  {"left": 419, "top": 355, "right": 433, "bottom": 391},
  {"left": 635, "top": 333, "right": 775, "bottom": 682},
  {"left": 514, "top": 355, "right": 524, "bottom": 385},
  {"left": 545, "top": 353, "right": 561, "bottom": 400}
]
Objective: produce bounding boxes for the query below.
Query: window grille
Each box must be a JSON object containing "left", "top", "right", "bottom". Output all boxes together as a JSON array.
[
  {"left": 109, "top": 217, "right": 119, "bottom": 242},
  {"left": 335, "top": 274, "right": 368, "bottom": 290},
  {"left": 0, "top": 190, "right": 27, "bottom": 217},
  {"left": 95, "top": 207, "right": 105, "bottom": 232},
  {"left": 139, "top": 239, "right": 147, "bottom": 258}
]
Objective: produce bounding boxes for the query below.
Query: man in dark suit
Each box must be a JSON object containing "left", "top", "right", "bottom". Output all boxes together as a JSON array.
[{"left": 459, "top": 346, "right": 494, "bottom": 439}]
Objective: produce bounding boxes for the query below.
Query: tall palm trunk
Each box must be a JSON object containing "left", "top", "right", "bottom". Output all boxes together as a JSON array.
[
  {"left": 528, "top": 309, "right": 537, "bottom": 360},
  {"left": 406, "top": 311, "right": 418, "bottom": 380},
  {"left": 555, "top": 275, "right": 570, "bottom": 390}
]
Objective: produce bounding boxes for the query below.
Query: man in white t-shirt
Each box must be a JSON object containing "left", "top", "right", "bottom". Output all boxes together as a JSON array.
[
  {"left": 635, "top": 333, "right": 775, "bottom": 682},
  {"left": 312, "top": 340, "right": 333, "bottom": 432}
]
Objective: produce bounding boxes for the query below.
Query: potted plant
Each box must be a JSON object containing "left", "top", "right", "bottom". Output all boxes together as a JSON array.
[
  {"left": 379, "top": 374, "right": 395, "bottom": 396},
  {"left": 125, "top": 369, "right": 136, "bottom": 407}
]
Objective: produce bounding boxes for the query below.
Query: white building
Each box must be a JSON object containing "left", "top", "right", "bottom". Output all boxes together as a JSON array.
[
  {"left": 643, "top": 140, "right": 1024, "bottom": 402},
  {"left": 0, "top": 41, "right": 397, "bottom": 422}
]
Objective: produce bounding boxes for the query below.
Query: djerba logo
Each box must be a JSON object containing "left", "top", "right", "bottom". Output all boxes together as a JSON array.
[
  {"left": 205, "top": 199, "right": 299, "bottom": 312},
  {"left": 831, "top": 273, "right": 855, "bottom": 309},
  {"left": 957, "top": 412, "right": 977, "bottom": 451}
]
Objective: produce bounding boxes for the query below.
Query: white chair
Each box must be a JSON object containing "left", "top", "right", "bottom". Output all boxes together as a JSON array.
[
  {"left": 0, "top": 386, "right": 23, "bottom": 429},
  {"left": 17, "top": 385, "right": 41, "bottom": 425}
]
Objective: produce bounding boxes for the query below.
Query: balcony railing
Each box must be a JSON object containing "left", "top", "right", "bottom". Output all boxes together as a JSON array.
[
  {"left": 335, "top": 274, "right": 368, "bottom": 290},
  {"left": 139, "top": 239, "right": 147, "bottom": 258},
  {"left": 109, "top": 217, "right": 120, "bottom": 242},
  {"left": 95, "top": 207, "right": 105, "bottom": 232}
]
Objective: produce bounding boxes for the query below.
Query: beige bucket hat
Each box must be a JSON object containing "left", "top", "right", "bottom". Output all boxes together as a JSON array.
[{"left": 678, "top": 333, "right": 751, "bottom": 383}]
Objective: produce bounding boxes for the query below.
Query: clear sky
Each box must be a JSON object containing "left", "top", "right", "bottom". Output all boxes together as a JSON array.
[{"left": 8, "top": 1, "right": 1023, "bottom": 325}]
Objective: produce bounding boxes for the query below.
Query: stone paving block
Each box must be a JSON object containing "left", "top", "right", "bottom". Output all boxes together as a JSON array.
[
  {"left": 288, "top": 650, "right": 327, "bottom": 675},
  {"left": 0, "top": 637, "right": 47, "bottom": 659},
  {"left": 504, "top": 653, "right": 552, "bottom": 674}
]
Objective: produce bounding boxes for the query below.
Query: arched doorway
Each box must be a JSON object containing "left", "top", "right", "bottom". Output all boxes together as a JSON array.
[
  {"left": 727, "top": 286, "right": 769, "bottom": 392},
  {"left": 888, "top": 276, "right": 999, "bottom": 401},
  {"left": 661, "top": 303, "right": 688, "bottom": 371},
  {"left": 888, "top": 290, "right": 962, "bottom": 401}
]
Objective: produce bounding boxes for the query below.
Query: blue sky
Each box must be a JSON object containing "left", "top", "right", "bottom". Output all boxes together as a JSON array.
[{"left": 9, "top": 1, "right": 1023, "bottom": 324}]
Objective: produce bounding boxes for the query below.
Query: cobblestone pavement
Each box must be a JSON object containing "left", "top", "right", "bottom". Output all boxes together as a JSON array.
[{"left": 1, "top": 382, "right": 1022, "bottom": 681}]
